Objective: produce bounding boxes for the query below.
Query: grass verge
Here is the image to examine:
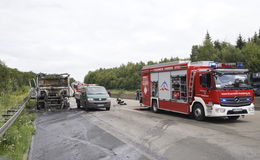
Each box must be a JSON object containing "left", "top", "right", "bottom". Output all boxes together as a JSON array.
[
  {"left": 110, "top": 89, "right": 135, "bottom": 95},
  {"left": 0, "top": 86, "right": 29, "bottom": 117},
  {"left": 0, "top": 89, "right": 36, "bottom": 160}
]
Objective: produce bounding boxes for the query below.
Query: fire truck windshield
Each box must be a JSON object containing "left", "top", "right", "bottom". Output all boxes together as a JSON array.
[{"left": 213, "top": 71, "right": 250, "bottom": 90}]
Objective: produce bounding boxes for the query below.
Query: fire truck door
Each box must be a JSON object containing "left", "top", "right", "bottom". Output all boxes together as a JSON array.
[
  {"left": 197, "top": 72, "right": 213, "bottom": 105},
  {"left": 142, "top": 73, "right": 150, "bottom": 106},
  {"left": 158, "top": 72, "right": 171, "bottom": 110}
]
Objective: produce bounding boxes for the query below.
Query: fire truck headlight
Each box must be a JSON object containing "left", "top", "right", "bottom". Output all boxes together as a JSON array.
[
  {"left": 220, "top": 98, "right": 227, "bottom": 102},
  {"left": 216, "top": 108, "right": 226, "bottom": 113},
  {"left": 220, "top": 108, "right": 226, "bottom": 113},
  {"left": 249, "top": 107, "right": 254, "bottom": 112},
  {"left": 207, "top": 106, "right": 213, "bottom": 110}
]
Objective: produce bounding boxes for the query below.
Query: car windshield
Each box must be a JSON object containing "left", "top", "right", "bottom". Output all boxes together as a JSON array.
[
  {"left": 213, "top": 71, "right": 250, "bottom": 90},
  {"left": 251, "top": 74, "right": 260, "bottom": 87},
  {"left": 86, "top": 86, "right": 108, "bottom": 95}
]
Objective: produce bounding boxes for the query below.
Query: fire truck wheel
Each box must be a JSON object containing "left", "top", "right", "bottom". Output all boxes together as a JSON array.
[
  {"left": 151, "top": 101, "right": 159, "bottom": 113},
  {"left": 227, "top": 116, "right": 240, "bottom": 120},
  {"left": 193, "top": 103, "right": 205, "bottom": 121}
]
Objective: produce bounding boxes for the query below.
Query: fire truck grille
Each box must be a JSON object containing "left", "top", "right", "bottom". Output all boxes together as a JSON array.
[{"left": 220, "top": 96, "right": 251, "bottom": 107}]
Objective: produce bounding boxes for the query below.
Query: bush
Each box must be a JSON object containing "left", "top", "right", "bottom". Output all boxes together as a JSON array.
[{"left": 0, "top": 108, "right": 36, "bottom": 160}]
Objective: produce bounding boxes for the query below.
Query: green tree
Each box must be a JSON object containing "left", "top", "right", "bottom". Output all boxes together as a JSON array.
[
  {"left": 252, "top": 32, "right": 258, "bottom": 43},
  {"left": 190, "top": 33, "right": 218, "bottom": 62},
  {"left": 236, "top": 34, "right": 245, "bottom": 49},
  {"left": 205, "top": 31, "right": 211, "bottom": 41},
  {"left": 83, "top": 58, "right": 187, "bottom": 90},
  {"left": 69, "top": 77, "right": 76, "bottom": 85},
  {"left": 221, "top": 45, "right": 244, "bottom": 62},
  {"left": 242, "top": 42, "right": 260, "bottom": 72},
  {"left": 0, "top": 64, "right": 35, "bottom": 96}
]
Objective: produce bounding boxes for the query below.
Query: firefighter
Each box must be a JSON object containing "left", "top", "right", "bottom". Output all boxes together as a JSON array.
[
  {"left": 107, "top": 90, "right": 111, "bottom": 97},
  {"left": 136, "top": 89, "right": 140, "bottom": 100}
]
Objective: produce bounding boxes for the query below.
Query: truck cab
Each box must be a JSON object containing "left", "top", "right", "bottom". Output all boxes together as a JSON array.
[
  {"left": 79, "top": 86, "right": 111, "bottom": 111},
  {"left": 193, "top": 64, "right": 254, "bottom": 120}
]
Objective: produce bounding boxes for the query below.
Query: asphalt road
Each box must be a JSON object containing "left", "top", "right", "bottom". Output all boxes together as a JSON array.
[{"left": 29, "top": 98, "right": 260, "bottom": 160}]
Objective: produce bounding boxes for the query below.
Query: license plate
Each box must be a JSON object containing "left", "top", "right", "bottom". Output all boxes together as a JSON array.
[
  {"left": 97, "top": 104, "right": 104, "bottom": 107},
  {"left": 233, "top": 108, "right": 242, "bottom": 112}
]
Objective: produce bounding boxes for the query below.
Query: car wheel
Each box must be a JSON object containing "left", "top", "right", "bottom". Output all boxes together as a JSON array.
[
  {"left": 228, "top": 116, "right": 240, "bottom": 120},
  {"left": 106, "top": 107, "right": 110, "bottom": 111},
  {"left": 193, "top": 103, "right": 205, "bottom": 121}
]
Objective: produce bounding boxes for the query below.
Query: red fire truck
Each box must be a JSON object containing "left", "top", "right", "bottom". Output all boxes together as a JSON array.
[{"left": 140, "top": 61, "right": 255, "bottom": 120}]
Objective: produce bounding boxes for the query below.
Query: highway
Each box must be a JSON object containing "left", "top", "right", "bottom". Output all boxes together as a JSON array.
[{"left": 29, "top": 98, "right": 260, "bottom": 160}]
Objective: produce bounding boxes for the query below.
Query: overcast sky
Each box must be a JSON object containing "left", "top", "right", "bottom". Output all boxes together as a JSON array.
[{"left": 0, "top": 0, "right": 259, "bottom": 81}]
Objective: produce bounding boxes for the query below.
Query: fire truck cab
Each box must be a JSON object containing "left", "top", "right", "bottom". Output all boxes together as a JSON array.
[{"left": 141, "top": 61, "right": 255, "bottom": 120}]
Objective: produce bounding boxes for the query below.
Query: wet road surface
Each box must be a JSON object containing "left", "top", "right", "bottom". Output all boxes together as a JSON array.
[{"left": 29, "top": 98, "right": 260, "bottom": 160}]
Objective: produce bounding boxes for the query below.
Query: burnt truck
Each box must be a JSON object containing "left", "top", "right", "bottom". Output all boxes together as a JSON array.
[{"left": 36, "top": 73, "right": 71, "bottom": 110}]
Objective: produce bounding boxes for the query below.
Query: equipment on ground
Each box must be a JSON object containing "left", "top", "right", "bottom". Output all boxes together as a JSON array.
[{"left": 116, "top": 98, "right": 127, "bottom": 105}]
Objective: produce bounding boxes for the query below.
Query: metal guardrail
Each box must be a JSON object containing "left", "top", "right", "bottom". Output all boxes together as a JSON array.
[{"left": 0, "top": 91, "right": 31, "bottom": 137}]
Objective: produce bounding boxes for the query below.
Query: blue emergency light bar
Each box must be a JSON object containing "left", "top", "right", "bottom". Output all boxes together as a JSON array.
[
  {"left": 209, "top": 62, "right": 244, "bottom": 68},
  {"left": 236, "top": 62, "right": 244, "bottom": 68},
  {"left": 209, "top": 62, "right": 217, "bottom": 68}
]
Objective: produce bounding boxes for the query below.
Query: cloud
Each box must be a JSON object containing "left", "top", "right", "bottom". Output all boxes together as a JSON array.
[{"left": 0, "top": 0, "right": 260, "bottom": 81}]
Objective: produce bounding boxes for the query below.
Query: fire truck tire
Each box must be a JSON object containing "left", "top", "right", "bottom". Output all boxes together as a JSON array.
[
  {"left": 151, "top": 100, "right": 159, "bottom": 113},
  {"left": 193, "top": 103, "right": 205, "bottom": 121},
  {"left": 228, "top": 116, "right": 240, "bottom": 120}
]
